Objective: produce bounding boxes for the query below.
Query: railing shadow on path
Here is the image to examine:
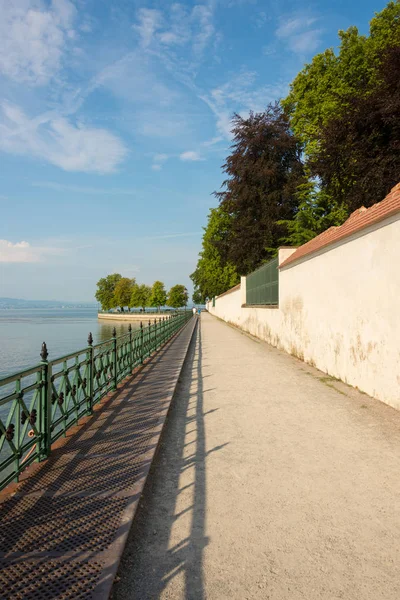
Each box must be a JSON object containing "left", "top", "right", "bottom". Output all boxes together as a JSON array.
[
  {"left": 112, "top": 319, "right": 229, "bottom": 600},
  {"left": 0, "top": 327, "right": 197, "bottom": 599}
]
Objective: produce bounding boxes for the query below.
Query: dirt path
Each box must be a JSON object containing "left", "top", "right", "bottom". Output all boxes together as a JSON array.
[{"left": 113, "top": 313, "right": 400, "bottom": 600}]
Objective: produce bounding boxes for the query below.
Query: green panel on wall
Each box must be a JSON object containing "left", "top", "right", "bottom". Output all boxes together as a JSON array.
[{"left": 246, "top": 257, "right": 279, "bottom": 306}]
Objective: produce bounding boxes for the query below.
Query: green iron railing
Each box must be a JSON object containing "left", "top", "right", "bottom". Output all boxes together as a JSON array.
[
  {"left": 98, "top": 308, "right": 178, "bottom": 314},
  {"left": 0, "top": 312, "right": 193, "bottom": 491},
  {"left": 246, "top": 257, "right": 279, "bottom": 306}
]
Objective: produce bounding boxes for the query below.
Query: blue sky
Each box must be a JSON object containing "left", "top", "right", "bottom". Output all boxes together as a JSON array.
[{"left": 0, "top": 0, "right": 388, "bottom": 301}]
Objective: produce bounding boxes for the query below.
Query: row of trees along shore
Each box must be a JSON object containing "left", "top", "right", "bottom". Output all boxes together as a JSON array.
[
  {"left": 95, "top": 275, "right": 189, "bottom": 311},
  {"left": 191, "top": 2, "right": 400, "bottom": 303}
]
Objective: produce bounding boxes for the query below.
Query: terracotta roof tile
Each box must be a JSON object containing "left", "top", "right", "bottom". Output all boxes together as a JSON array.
[
  {"left": 280, "top": 184, "right": 400, "bottom": 269},
  {"left": 216, "top": 283, "right": 241, "bottom": 298}
]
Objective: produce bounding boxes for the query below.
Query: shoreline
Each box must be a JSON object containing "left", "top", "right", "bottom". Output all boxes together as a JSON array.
[{"left": 97, "top": 312, "right": 181, "bottom": 321}]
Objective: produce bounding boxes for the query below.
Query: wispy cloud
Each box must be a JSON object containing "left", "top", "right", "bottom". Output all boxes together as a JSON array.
[
  {"left": 32, "top": 181, "right": 136, "bottom": 195},
  {"left": 201, "top": 71, "right": 288, "bottom": 139},
  {"left": 133, "top": 8, "right": 164, "bottom": 49},
  {"left": 0, "top": 239, "right": 64, "bottom": 263},
  {"left": 140, "top": 231, "right": 202, "bottom": 241},
  {"left": 252, "top": 11, "right": 270, "bottom": 29},
  {"left": 180, "top": 151, "right": 203, "bottom": 162},
  {"left": 0, "top": 0, "right": 77, "bottom": 85},
  {"left": 0, "top": 102, "right": 127, "bottom": 174},
  {"left": 151, "top": 152, "right": 169, "bottom": 170},
  {"left": 133, "top": 3, "right": 215, "bottom": 63},
  {"left": 276, "top": 14, "right": 323, "bottom": 54}
]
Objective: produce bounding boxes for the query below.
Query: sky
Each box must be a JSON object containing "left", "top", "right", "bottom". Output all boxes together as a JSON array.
[{"left": 0, "top": 0, "right": 389, "bottom": 302}]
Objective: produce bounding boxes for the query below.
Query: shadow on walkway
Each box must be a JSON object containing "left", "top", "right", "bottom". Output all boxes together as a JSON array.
[
  {"left": 0, "top": 323, "right": 196, "bottom": 600},
  {"left": 112, "top": 320, "right": 227, "bottom": 600}
]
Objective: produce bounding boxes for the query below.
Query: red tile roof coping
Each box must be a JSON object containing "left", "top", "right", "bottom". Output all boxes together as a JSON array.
[
  {"left": 216, "top": 283, "right": 241, "bottom": 299},
  {"left": 280, "top": 183, "right": 400, "bottom": 269}
]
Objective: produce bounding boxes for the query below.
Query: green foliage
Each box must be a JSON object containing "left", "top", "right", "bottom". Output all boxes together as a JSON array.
[
  {"left": 168, "top": 285, "right": 189, "bottom": 308},
  {"left": 191, "top": 3, "right": 400, "bottom": 286},
  {"left": 190, "top": 205, "right": 239, "bottom": 302},
  {"left": 278, "top": 181, "right": 348, "bottom": 246},
  {"left": 283, "top": 2, "right": 400, "bottom": 163},
  {"left": 277, "top": 1, "right": 400, "bottom": 237},
  {"left": 149, "top": 281, "right": 167, "bottom": 311},
  {"left": 113, "top": 277, "right": 135, "bottom": 310},
  {"left": 130, "top": 284, "right": 151, "bottom": 311},
  {"left": 95, "top": 273, "right": 122, "bottom": 310},
  {"left": 310, "top": 46, "right": 400, "bottom": 210},
  {"left": 192, "top": 288, "right": 204, "bottom": 304}
]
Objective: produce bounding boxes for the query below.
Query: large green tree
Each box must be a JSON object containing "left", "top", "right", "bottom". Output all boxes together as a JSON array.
[
  {"left": 168, "top": 285, "right": 188, "bottom": 308},
  {"left": 279, "top": 1, "right": 400, "bottom": 237},
  {"left": 95, "top": 273, "right": 122, "bottom": 310},
  {"left": 278, "top": 180, "right": 348, "bottom": 246},
  {"left": 113, "top": 277, "right": 135, "bottom": 311},
  {"left": 149, "top": 281, "right": 167, "bottom": 311},
  {"left": 215, "top": 104, "right": 304, "bottom": 274},
  {"left": 283, "top": 2, "right": 400, "bottom": 162},
  {"left": 310, "top": 46, "right": 400, "bottom": 210},
  {"left": 130, "top": 284, "right": 151, "bottom": 312},
  {"left": 190, "top": 205, "right": 239, "bottom": 302}
]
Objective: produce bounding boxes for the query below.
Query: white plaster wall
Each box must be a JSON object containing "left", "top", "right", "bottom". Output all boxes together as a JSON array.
[{"left": 207, "top": 216, "right": 400, "bottom": 410}]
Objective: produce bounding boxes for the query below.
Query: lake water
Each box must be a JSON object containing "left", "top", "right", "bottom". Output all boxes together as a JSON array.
[{"left": 0, "top": 308, "right": 142, "bottom": 378}]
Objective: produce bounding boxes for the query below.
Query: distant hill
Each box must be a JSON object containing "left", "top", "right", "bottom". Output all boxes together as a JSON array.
[{"left": 0, "top": 298, "right": 97, "bottom": 309}]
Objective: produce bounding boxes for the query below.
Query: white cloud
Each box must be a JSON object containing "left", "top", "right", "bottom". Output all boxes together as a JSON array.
[
  {"left": 253, "top": 11, "right": 270, "bottom": 29},
  {"left": 0, "top": 102, "right": 127, "bottom": 174},
  {"left": 201, "top": 72, "right": 288, "bottom": 139},
  {"left": 0, "top": 0, "right": 77, "bottom": 85},
  {"left": 32, "top": 182, "right": 136, "bottom": 195},
  {"left": 139, "top": 231, "right": 202, "bottom": 241},
  {"left": 133, "top": 8, "right": 164, "bottom": 48},
  {"left": 133, "top": 3, "right": 214, "bottom": 60},
  {"left": 151, "top": 153, "right": 169, "bottom": 170},
  {"left": 201, "top": 136, "right": 224, "bottom": 147},
  {"left": 153, "top": 153, "right": 168, "bottom": 163},
  {"left": 0, "top": 239, "right": 63, "bottom": 263},
  {"left": 180, "top": 151, "right": 203, "bottom": 162},
  {"left": 276, "top": 14, "right": 323, "bottom": 55},
  {"left": 191, "top": 5, "right": 214, "bottom": 57}
]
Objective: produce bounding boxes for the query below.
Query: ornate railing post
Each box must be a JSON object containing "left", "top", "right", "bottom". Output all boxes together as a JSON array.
[
  {"left": 112, "top": 327, "right": 117, "bottom": 391},
  {"left": 87, "top": 332, "right": 94, "bottom": 414},
  {"left": 154, "top": 318, "right": 157, "bottom": 350},
  {"left": 148, "top": 320, "right": 151, "bottom": 355},
  {"left": 40, "top": 341, "right": 51, "bottom": 460},
  {"left": 128, "top": 324, "right": 133, "bottom": 373},
  {"left": 140, "top": 322, "right": 144, "bottom": 364}
]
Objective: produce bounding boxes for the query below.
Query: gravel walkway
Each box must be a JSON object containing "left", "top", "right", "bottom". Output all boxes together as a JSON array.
[{"left": 113, "top": 312, "right": 400, "bottom": 600}]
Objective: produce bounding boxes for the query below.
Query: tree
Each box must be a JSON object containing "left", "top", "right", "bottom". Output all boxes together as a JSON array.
[
  {"left": 190, "top": 205, "right": 239, "bottom": 301},
  {"left": 278, "top": 2, "right": 400, "bottom": 238},
  {"left": 130, "top": 284, "right": 151, "bottom": 312},
  {"left": 282, "top": 2, "right": 400, "bottom": 162},
  {"left": 168, "top": 285, "right": 189, "bottom": 308},
  {"left": 149, "top": 281, "right": 167, "bottom": 312},
  {"left": 95, "top": 273, "right": 122, "bottom": 310},
  {"left": 192, "top": 288, "right": 204, "bottom": 305},
  {"left": 215, "top": 104, "right": 304, "bottom": 274},
  {"left": 113, "top": 277, "right": 135, "bottom": 311},
  {"left": 278, "top": 180, "right": 348, "bottom": 246},
  {"left": 310, "top": 46, "right": 400, "bottom": 210}
]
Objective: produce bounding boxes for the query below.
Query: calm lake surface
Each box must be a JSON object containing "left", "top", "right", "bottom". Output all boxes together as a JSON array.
[{"left": 0, "top": 308, "right": 141, "bottom": 378}]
